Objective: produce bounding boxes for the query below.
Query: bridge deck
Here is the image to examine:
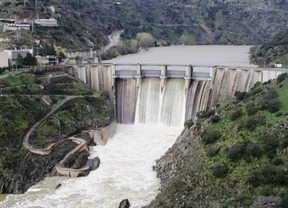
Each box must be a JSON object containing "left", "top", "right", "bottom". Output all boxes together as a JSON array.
[{"left": 114, "top": 70, "right": 211, "bottom": 80}]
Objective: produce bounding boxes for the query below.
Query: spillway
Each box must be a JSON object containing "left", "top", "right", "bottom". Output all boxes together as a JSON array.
[
  {"left": 116, "top": 78, "right": 211, "bottom": 126},
  {"left": 135, "top": 78, "right": 186, "bottom": 126}
]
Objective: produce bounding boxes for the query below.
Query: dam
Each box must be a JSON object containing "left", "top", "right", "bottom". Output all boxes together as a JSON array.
[
  {"left": 68, "top": 63, "right": 287, "bottom": 125},
  {"left": 1, "top": 45, "right": 288, "bottom": 208}
]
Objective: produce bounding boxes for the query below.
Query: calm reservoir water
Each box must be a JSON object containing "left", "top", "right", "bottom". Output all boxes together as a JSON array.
[
  {"left": 104, "top": 45, "right": 256, "bottom": 67},
  {"left": 0, "top": 45, "right": 254, "bottom": 208}
]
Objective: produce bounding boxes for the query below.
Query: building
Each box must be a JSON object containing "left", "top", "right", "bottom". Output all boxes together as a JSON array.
[
  {"left": 0, "top": 18, "right": 15, "bottom": 25},
  {"left": 37, "top": 56, "right": 60, "bottom": 66},
  {"left": 66, "top": 48, "right": 93, "bottom": 58},
  {"left": 34, "top": 18, "right": 58, "bottom": 27},
  {"left": 3, "top": 23, "right": 30, "bottom": 32},
  {"left": 0, "top": 50, "right": 9, "bottom": 67},
  {"left": 4, "top": 49, "right": 34, "bottom": 66}
]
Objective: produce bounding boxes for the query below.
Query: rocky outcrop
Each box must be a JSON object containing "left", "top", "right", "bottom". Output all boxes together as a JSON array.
[
  {"left": 90, "top": 157, "right": 100, "bottom": 171},
  {"left": 145, "top": 127, "right": 237, "bottom": 207},
  {"left": 119, "top": 199, "right": 130, "bottom": 208}
]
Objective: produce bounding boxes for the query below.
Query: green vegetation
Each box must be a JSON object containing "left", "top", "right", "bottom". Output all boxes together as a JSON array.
[
  {"left": 250, "top": 29, "right": 288, "bottom": 67},
  {"left": 199, "top": 74, "right": 288, "bottom": 206},
  {"left": 0, "top": 72, "right": 94, "bottom": 95},
  {"left": 0, "top": 70, "right": 112, "bottom": 194},
  {"left": 148, "top": 73, "right": 288, "bottom": 208}
]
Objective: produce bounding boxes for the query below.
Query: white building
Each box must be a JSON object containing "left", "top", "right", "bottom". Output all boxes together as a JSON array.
[
  {"left": 0, "top": 51, "right": 9, "bottom": 67},
  {"left": 0, "top": 18, "right": 15, "bottom": 25},
  {"left": 34, "top": 18, "right": 58, "bottom": 27},
  {"left": 4, "top": 49, "right": 34, "bottom": 66},
  {"left": 37, "top": 56, "right": 59, "bottom": 66},
  {"left": 3, "top": 23, "right": 30, "bottom": 32}
]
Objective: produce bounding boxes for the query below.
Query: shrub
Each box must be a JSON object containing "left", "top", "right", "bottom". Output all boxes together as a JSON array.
[
  {"left": 245, "top": 116, "right": 257, "bottom": 130},
  {"left": 210, "top": 115, "right": 220, "bottom": 123},
  {"left": 247, "top": 169, "right": 262, "bottom": 187},
  {"left": 245, "top": 142, "right": 262, "bottom": 159},
  {"left": 184, "top": 119, "right": 194, "bottom": 129},
  {"left": 235, "top": 91, "right": 247, "bottom": 100},
  {"left": 272, "top": 158, "right": 284, "bottom": 165},
  {"left": 206, "top": 146, "right": 219, "bottom": 157},
  {"left": 201, "top": 129, "right": 221, "bottom": 145},
  {"left": 2, "top": 1, "right": 11, "bottom": 6},
  {"left": 211, "top": 161, "right": 229, "bottom": 178},
  {"left": 275, "top": 111, "right": 283, "bottom": 117},
  {"left": 281, "top": 137, "right": 288, "bottom": 148},
  {"left": 246, "top": 102, "right": 257, "bottom": 115},
  {"left": 230, "top": 109, "right": 242, "bottom": 121},
  {"left": 251, "top": 81, "right": 261, "bottom": 90},
  {"left": 278, "top": 194, "right": 288, "bottom": 208},
  {"left": 276, "top": 72, "right": 288, "bottom": 83},
  {"left": 259, "top": 89, "right": 280, "bottom": 113},
  {"left": 246, "top": 86, "right": 263, "bottom": 98},
  {"left": 257, "top": 115, "right": 266, "bottom": 125},
  {"left": 262, "top": 135, "right": 279, "bottom": 152},
  {"left": 197, "top": 109, "right": 215, "bottom": 119},
  {"left": 227, "top": 143, "right": 246, "bottom": 160},
  {"left": 260, "top": 187, "right": 276, "bottom": 197}
]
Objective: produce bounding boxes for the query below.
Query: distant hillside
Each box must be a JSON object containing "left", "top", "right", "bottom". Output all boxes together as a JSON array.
[
  {"left": 250, "top": 29, "right": 288, "bottom": 68},
  {"left": 145, "top": 73, "right": 288, "bottom": 207},
  {"left": 1, "top": 0, "right": 288, "bottom": 50}
]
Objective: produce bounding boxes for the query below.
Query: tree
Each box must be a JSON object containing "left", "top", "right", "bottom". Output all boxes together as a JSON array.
[
  {"left": 22, "top": 53, "right": 37, "bottom": 67},
  {"left": 58, "top": 51, "right": 66, "bottom": 59},
  {"left": 16, "top": 53, "right": 23, "bottom": 69},
  {"left": 136, "top": 32, "right": 154, "bottom": 49},
  {"left": 179, "top": 35, "right": 189, "bottom": 45}
]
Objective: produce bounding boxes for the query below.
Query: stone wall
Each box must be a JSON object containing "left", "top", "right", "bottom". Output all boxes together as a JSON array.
[{"left": 89, "top": 122, "right": 117, "bottom": 145}]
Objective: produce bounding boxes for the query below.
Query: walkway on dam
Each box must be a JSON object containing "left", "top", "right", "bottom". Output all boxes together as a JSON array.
[{"left": 22, "top": 96, "right": 92, "bottom": 177}]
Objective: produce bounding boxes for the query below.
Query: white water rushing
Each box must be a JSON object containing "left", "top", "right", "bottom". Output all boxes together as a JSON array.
[
  {"left": 135, "top": 78, "right": 186, "bottom": 126},
  {"left": 0, "top": 124, "right": 182, "bottom": 208}
]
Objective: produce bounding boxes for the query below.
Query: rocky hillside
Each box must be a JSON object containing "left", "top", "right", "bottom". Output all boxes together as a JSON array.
[
  {"left": 0, "top": 71, "right": 114, "bottom": 194},
  {"left": 1, "top": 0, "right": 288, "bottom": 50},
  {"left": 250, "top": 29, "right": 288, "bottom": 68},
  {"left": 145, "top": 73, "right": 288, "bottom": 207}
]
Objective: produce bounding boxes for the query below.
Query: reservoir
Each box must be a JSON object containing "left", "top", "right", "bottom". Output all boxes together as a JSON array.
[{"left": 0, "top": 45, "right": 254, "bottom": 208}]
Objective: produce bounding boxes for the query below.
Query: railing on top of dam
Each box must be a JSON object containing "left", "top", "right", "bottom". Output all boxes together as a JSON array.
[{"left": 110, "top": 63, "right": 212, "bottom": 81}]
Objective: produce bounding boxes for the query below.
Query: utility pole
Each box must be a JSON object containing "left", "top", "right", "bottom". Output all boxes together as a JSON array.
[
  {"left": 24, "top": 0, "right": 26, "bottom": 7},
  {"left": 35, "top": 0, "right": 39, "bottom": 19},
  {"left": 16, "top": 26, "right": 19, "bottom": 42}
]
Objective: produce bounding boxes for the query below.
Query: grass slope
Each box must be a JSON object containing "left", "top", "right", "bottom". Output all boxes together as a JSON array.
[{"left": 148, "top": 74, "right": 288, "bottom": 207}]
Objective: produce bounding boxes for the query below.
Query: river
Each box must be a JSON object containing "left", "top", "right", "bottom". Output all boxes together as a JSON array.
[{"left": 0, "top": 45, "right": 254, "bottom": 208}]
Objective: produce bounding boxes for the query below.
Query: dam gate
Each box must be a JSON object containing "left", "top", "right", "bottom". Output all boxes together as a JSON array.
[{"left": 68, "top": 63, "right": 287, "bottom": 125}]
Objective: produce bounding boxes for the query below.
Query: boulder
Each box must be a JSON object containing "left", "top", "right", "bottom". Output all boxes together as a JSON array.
[
  {"left": 119, "top": 199, "right": 130, "bottom": 208},
  {"left": 90, "top": 157, "right": 100, "bottom": 171}
]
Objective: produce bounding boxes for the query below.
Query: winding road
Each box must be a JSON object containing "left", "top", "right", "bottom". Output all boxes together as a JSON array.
[{"left": 22, "top": 96, "right": 92, "bottom": 177}]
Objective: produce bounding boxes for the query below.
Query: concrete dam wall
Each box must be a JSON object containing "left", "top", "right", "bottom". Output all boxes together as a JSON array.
[{"left": 70, "top": 64, "right": 287, "bottom": 126}]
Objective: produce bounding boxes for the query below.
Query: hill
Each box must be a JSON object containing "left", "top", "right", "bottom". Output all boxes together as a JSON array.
[
  {"left": 145, "top": 73, "right": 288, "bottom": 207},
  {"left": 1, "top": 0, "right": 288, "bottom": 51},
  {"left": 0, "top": 71, "right": 114, "bottom": 193},
  {"left": 250, "top": 29, "right": 288, "bottom": 68}
]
